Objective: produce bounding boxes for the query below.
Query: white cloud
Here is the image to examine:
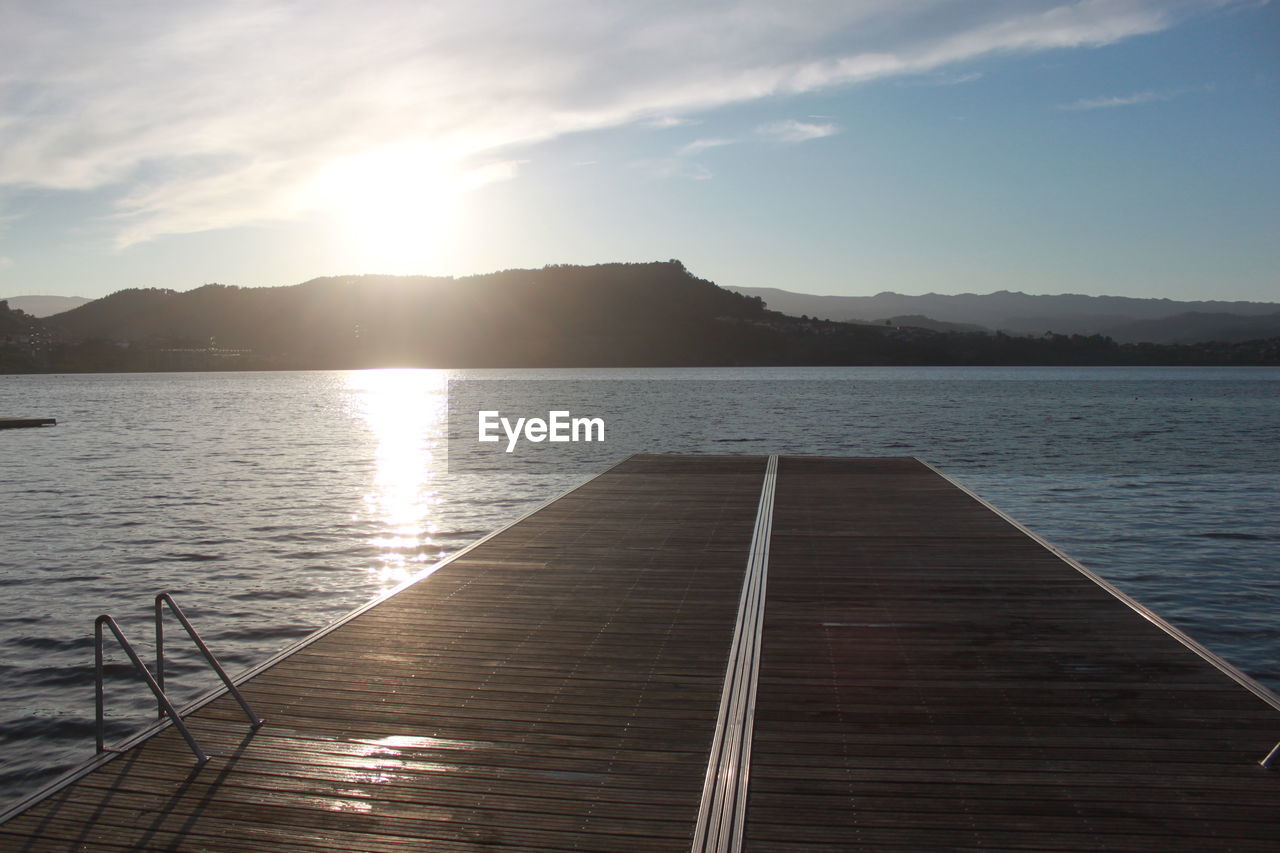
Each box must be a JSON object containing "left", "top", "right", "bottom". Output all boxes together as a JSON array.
[
  {"left": 0, "top": 0, "right": 1232, "bottom": 245},
  {"left": 648, "top": 116, "right": 700, "bottom": 129},
  {"left": 1058, "top": 86, "right": 1208, "bottom": 110},
  {"left": 637, "top": 137, "right": 736, "bottom": 181},
  {"left": 677, "top": 138, "right": 737, "bottom": 157},
  {"left": 0, "top": 256, "right": 13, "bottom": 270},
  {"left": 631, "top": 158, "right": 715, "bottom": 181},
  {"left": 910, "top": 70, "right": 986, "bottom": 86},
  {"left": 756, "top": 119, "right": 841, "bottom": 143}
]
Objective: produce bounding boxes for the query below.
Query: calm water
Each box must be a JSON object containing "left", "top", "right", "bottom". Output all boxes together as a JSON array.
[{"left": 1, "top": 367, "right": 1277, "bottom": 808}]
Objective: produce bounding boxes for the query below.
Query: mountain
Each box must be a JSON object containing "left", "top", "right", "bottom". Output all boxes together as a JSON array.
[
  {"left": 1101, "top": 312, "right": 1280, "bottom": 345},
  {"left": 0, "top": 295, "right": 92, "bottom": 317},
  {"left": 5, "top": 262, "right": 1275, "bottom": 371},
  {"left": 0, "top": 300, "right": 41, "bottom": 334},
  {"left": 46, "top": 262, "right": 780, "bottom": 367},
  {"left": 880, "top": 315, "right": 990, "bottom": 334},
  {"left": 725, "top": 287, "right": 1280, "bottom": 342}
]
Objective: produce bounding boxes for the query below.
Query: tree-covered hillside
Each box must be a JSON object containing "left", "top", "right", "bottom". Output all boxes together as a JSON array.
[
  {"left": 47, "top": 262, "right": 782, "bottom": 367},
  {"left": 4, "top": 262, "right": 1276, "bottom": 371}
]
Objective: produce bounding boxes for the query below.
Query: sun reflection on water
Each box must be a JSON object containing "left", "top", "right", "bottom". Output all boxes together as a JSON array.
[{"left": 347, "top": 369, "right": 448, "bottom": 592}]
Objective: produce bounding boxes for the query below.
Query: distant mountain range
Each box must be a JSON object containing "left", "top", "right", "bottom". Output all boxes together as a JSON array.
[
  {"left": 8, "top": 286, "right": 1278, "bottom": 344},
  {"left": 0, "top": 295, "right": 91, "bottom": 317},
  {"left": 725, "top": 287, "right": 1280, "bottom": 344},
  {"left": 10, "top": 285, "right": 1279, "bottom": 344},
  {"left": 2, "top": 263, "right": 1277, "bottom": 370}
]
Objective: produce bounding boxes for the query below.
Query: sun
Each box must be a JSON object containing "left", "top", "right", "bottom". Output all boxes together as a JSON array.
[{"left": 310, "top": 143, "right": 465, "bottom": 273}]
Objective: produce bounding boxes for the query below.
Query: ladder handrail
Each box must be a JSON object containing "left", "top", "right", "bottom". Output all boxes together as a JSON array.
[
  {"left": 95, "top": 614, "right": 207, "bottom": 764},
  {"left": 154, "top": 593, "right": 263, "bottom": 730}
]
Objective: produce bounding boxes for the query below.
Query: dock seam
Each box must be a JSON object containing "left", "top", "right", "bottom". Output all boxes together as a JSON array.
[{"left": 692, "top": 454, "right": 777, "bottom": 853}]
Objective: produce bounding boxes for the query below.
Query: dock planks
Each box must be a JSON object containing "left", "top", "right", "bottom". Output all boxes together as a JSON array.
[
  {"left": 746, "top": 457, "right": 1280, "bottom": 852},
  {"left": 2, "top": 454, "right": 1277, "bottom": 851}
]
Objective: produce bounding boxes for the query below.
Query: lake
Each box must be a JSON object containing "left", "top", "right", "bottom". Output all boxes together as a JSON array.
[{"left": 1, "top": 366, "right": 1277, "bottom": 808}]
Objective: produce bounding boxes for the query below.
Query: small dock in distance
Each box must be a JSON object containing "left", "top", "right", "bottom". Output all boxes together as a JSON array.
[
  {"left": 2, "top": 455, "right": 1277, "bottom": 851},
  {"left": 0, "top": 417, "right": 55, "bottom": 429}
]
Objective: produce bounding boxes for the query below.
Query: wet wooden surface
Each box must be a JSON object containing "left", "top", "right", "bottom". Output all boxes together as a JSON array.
[
  {"left": 745, "top": 456, "right": 1280, "bottom": 852},
  {"left": 2, "top": 454, "right": 1277, "bottom": 851},
  {"left": 1, "top": 455, "right": 764, "bottom": 852}
]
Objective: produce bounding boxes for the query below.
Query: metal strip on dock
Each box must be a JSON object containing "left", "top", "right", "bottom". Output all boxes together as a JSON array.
[{"left": 691, "top": 454, "right": 776, "bottom": 853}]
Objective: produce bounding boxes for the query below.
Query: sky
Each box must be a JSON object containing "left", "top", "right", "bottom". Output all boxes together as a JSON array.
[{"left": 0, "top": 0, "right": 1276, "bottom": 302}]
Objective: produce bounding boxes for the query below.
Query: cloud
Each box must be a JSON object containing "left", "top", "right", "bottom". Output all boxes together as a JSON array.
[
  {"left": 909, "top": 70, "right": 986, "bottom": 86},
  {"left": 756, "top": 119, "right": 840, "bottom": 143},
  {"left": 0, "top": 256, "right": 12, "bottom": 270},
  {"left": 1058, "top": 86, "right": 1208, "bottom": 110},
  {"left": 677, "top": 138, "right": 737, "bottom": 157},
  {"left": 0, "top": 0, "right": 1233, "bottom": 245},
  {"left": 648, "top": 116, "right": 700, "bottom": 129},
  {"left": 631, "top": 158, "right": 715, "bottom": 181},
  {"left": 636, "top": 138, "right": 734, "bottom": 180}
]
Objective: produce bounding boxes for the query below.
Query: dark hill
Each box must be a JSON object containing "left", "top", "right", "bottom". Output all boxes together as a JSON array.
[
  {"left": 0, "top": 300, "right": 49, "bottom": 371},
  {"left": 20, "top": 262, "right": 1280, "bottom": 369},
  {"left": 0, "top": 300, "right": 38, "bottom": 335},
  {"left": 880, "top": 315, "right": 990, "bottom": 334},
  {"left": 1101, "top": 312, "right": 1280, "bottom": 345},
  {"left": 48, "top": 262, "right": 782, "bottom": 367}
]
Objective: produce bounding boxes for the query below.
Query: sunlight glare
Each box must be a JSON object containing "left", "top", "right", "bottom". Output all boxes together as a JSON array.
[
  {"left": 313, "top": 144, "right": 465, "bottom": 273},
  {"left": 348, "top": 369, "right": 448, "bottom": 592}
]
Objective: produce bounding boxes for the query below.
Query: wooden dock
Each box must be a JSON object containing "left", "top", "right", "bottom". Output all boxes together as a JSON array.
[
  {"left": 2, "top": 455, "right": 1277, "bottom": 851},
  {"left": 0, "top": 417, "right": 55, "bottom": 429}
]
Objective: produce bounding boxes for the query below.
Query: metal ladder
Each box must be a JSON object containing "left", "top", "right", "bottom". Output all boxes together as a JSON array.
[{"left": 95, "top": 592, "right": 263, "bottom": 764}]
